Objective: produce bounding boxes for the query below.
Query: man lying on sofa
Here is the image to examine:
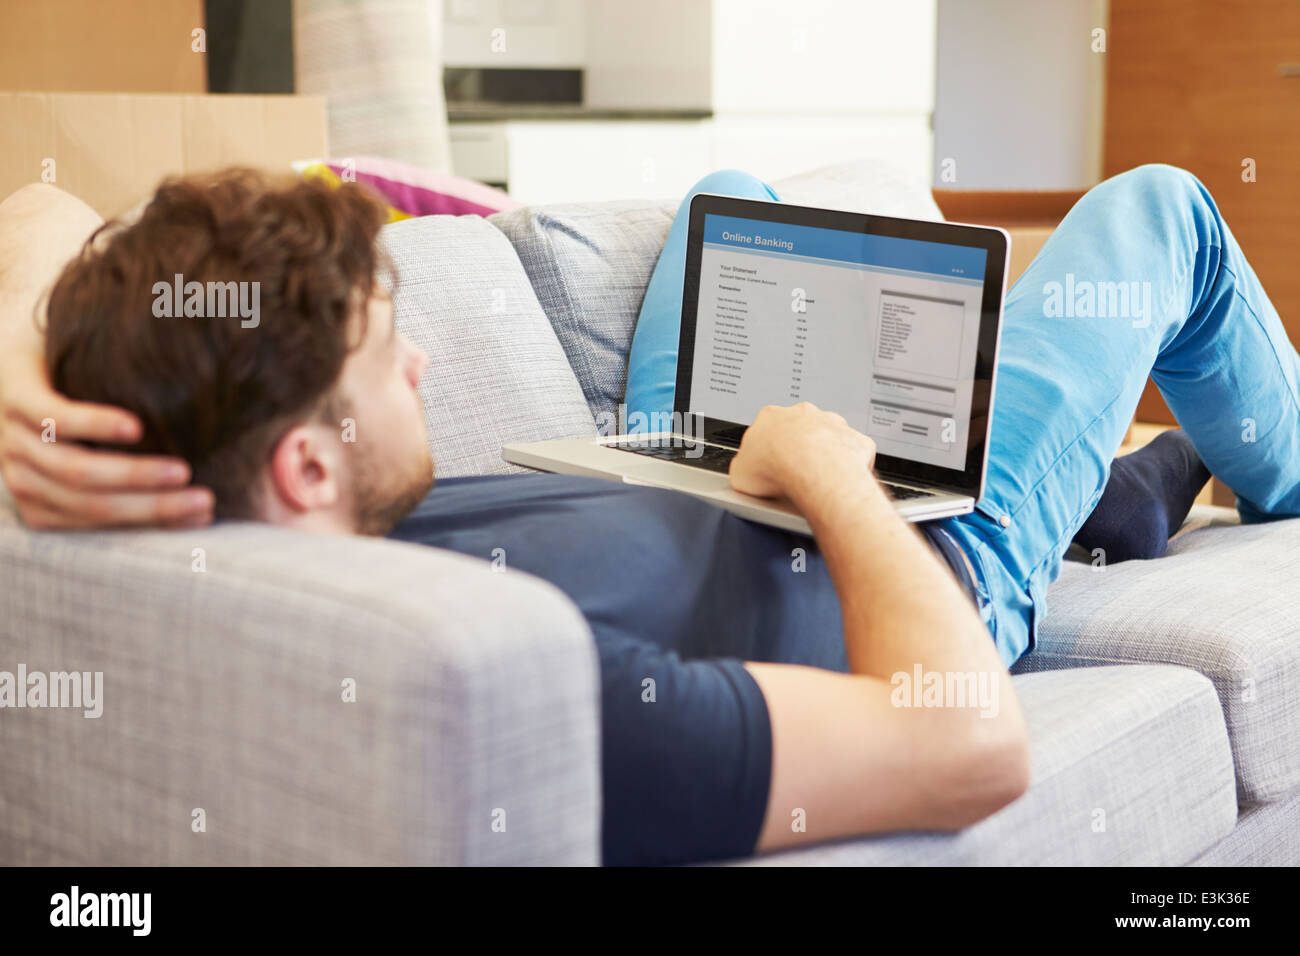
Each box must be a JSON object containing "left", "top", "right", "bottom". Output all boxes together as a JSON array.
[{"left": 2, "top": 164, "right": 1297, "bottom": 866}]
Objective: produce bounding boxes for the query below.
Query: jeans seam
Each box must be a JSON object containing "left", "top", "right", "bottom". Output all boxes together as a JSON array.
[{"left": 1222, "top": 262, "right": 1300, "bottom": 427}]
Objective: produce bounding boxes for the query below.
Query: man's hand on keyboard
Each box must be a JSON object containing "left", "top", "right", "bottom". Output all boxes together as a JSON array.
[{"left": 729, "top": 402, "right": 878, "bottom": 506}]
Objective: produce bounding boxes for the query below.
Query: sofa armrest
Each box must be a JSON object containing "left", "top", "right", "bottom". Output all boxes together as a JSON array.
[{"left": 0, "top": 511, "right": 600, "bottom": 865}]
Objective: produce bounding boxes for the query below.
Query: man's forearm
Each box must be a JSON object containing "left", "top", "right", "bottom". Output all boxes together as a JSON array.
[
  {"left": 0, "top": 183, "right": 103, "bottom": 362},
  {"left": 791, "top": 464, "right": 1006, "bottom": 682},
  {"left": 734, "top": 407, "right": 1027, "bottom": 844}
]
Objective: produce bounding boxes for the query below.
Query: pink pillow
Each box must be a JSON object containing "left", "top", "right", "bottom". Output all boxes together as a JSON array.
[{"left": 320, "top": 156, "right": 521, "bottom": 218}]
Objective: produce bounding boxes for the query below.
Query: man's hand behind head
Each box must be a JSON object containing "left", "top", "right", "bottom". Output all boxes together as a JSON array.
[
  {"left": 0, "top": 181, "right": 212, "bottom": 530},
  {"left": 0, "top": 348, "right": 214, "bottom": 530}
]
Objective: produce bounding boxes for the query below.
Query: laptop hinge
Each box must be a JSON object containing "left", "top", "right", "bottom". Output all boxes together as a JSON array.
[{"left": 876, "top": 470, "right": 973, "bottom": 498}]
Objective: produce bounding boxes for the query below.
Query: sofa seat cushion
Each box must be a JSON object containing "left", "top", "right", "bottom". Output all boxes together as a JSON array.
[
  {"left": 380, "top": 214, "right": 597, "bottom": 478},
  {"left": 1189, "top": 787, "right": 1300, "bottom": 866},
  {"left": 732, "top": 665, "right": 1235, "bottom": 865},
  {"left": 1024, "top": 517, "right": 1300, "bottom": 804}
]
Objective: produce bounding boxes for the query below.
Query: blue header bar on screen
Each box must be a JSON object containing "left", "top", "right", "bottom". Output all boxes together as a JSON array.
[{"left": 703, "top": 213, "right": 986, "bottom": 281}]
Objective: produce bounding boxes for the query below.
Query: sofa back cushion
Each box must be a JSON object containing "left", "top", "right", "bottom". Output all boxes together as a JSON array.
[
  {"left": 490, "top": 158, "right": 945, "bottom": 429},
  {"left": 771, "top": 157, "right": 945, "bottom": 221},
  {"left": 381, "top": 214, "right": 597, "bottom": 478},
  {"left": 490, "top": 200, "right": 677, "bottom": 432}
]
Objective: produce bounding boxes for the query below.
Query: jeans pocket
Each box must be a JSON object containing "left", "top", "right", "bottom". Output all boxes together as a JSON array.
[
  {"left": 969, "top": 498, "right": 1012, "bottom": 542},
  {"left": 1022, "top": 568, "right": 1048, "bottom": 658},
  {"left": 963, "top": 537, "right": 999, "bottom": 636}
]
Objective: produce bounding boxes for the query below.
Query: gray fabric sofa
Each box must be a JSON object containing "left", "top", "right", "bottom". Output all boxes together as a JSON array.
[{"left": 2, "top": 159, "right": 1296, "bottom": 866}]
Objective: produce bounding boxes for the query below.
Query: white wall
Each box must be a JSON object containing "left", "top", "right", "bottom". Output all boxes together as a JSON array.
[
  {"left": 708, "top": 0, "right": 936, "bottom": 184},
  {"left": 446, "top": 0, "right": 941, "bottom": 199},
  {"left": 933, "top": 0, "right": 1107, "bottom": 189},
  {"left": 442, "top": 0, "right": 586, "bottom": 67},
  {"left": 585, "top": 0, "right": 712, "bottom": 109},
  {"left": 711, "top": 0, "right": 935, "bottom": 114}
]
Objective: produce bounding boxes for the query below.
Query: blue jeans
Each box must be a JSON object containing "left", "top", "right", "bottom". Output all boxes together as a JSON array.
[{"left": 625, "top": 165, "right": 1300, "bottom": 667}]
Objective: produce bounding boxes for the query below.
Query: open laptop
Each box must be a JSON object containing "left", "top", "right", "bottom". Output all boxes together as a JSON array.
[{"left": 503, "top": 193, "right": 1009, "bottom": 535}]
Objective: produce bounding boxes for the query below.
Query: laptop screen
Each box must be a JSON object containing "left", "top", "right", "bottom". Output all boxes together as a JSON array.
[{"left": 683, "top": 207, "right": 994, "bottom": 477}]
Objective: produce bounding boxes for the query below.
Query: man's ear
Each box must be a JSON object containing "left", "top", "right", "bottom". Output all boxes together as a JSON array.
[{"left": 267, "top": 423, "right": 342, "bottom": 514}]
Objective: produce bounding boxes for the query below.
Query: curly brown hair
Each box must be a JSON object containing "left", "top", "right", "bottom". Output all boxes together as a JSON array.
[{"left": 44, "top": 168, "right": 390, "bottom": 519}]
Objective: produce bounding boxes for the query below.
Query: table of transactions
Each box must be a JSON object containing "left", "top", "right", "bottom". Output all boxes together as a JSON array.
[{"left": 690, "top": 224, "right": 985, "bottom": 471}]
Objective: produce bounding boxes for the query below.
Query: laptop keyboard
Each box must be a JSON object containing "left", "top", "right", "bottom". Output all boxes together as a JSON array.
[
  {"left": 608, "top": 438, "right": 937, "bottom": 500},
  {"left": 882, "top": 483, "right": 934, "bottom": 501},
  {"left": 610, "top": 437, "right": 735, "bottom": 473}
]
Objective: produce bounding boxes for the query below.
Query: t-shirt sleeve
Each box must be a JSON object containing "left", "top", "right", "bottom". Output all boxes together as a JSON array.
[{"left": 596, "top": 632, "right": 773, "bottom": 866}]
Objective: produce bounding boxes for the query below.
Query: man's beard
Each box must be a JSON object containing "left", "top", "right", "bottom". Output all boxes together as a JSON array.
[{"left": 350, "top": 440, "right": 435, "bottom": 536}]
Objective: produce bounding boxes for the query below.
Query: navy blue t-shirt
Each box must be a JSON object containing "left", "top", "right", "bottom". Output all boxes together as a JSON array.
[{"left": 388, "top": 472, "right": 972, "bottom": 865}]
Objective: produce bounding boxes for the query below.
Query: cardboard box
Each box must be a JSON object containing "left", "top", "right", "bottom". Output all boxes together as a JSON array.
[
  {"left": 1005, "top": 226, "right": 1052, "bottom": 287},
  {"left": 0, "top": 0, "right": 206, "bottom": 93},
  {"left": 0, "top": 93, "right": 328, "bottom": 218}
]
